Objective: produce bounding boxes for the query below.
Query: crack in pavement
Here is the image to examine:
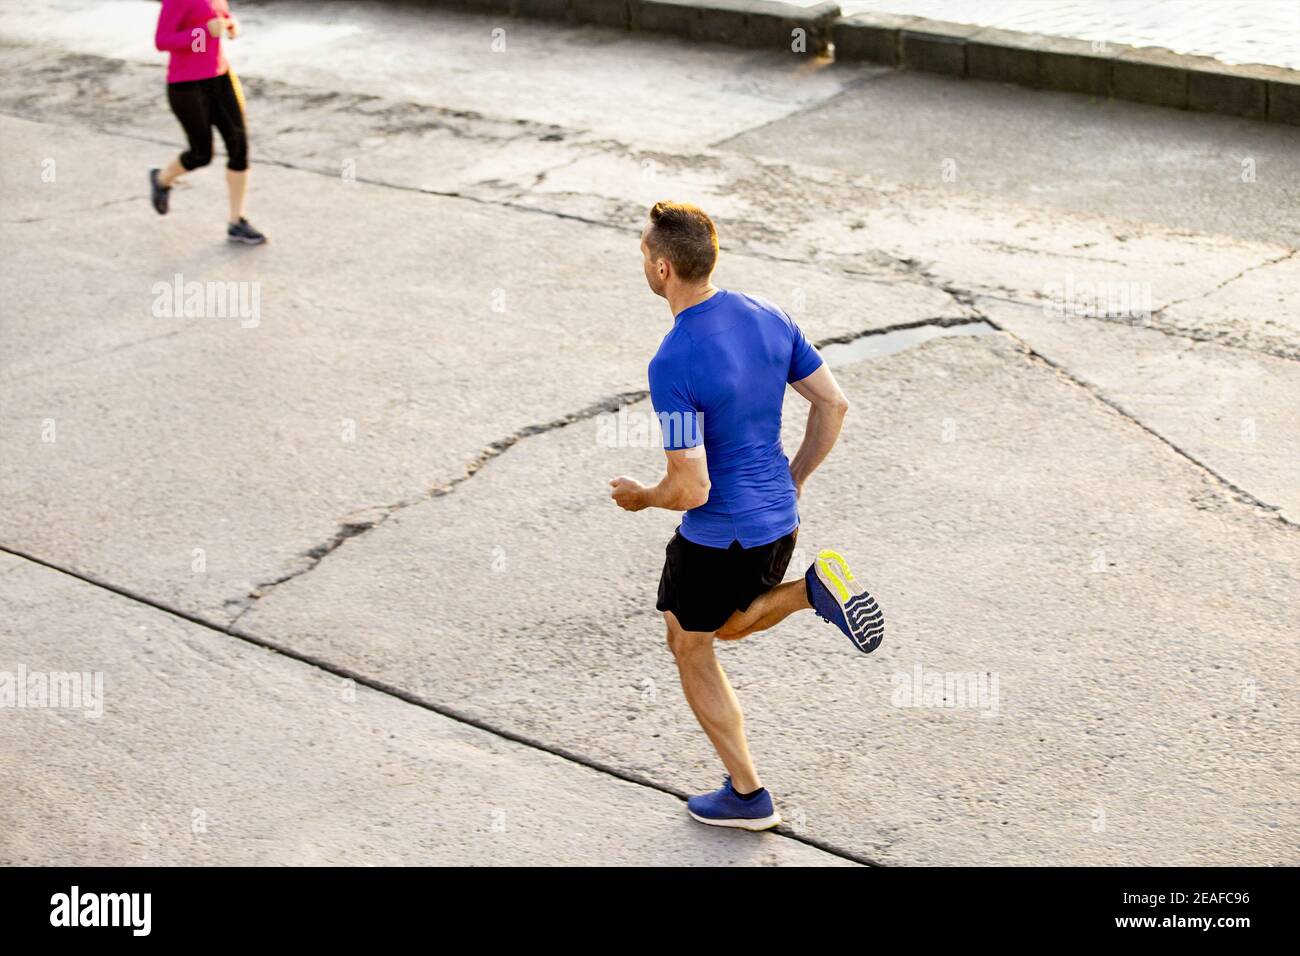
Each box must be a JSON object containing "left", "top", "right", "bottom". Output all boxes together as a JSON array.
[
  {"left": 1152, "top": 247, "right": 1298, "bottom": 319},
  {"left": 1, "top": 193, "right": 140, "bottom": 225},
  {"left": 0, "top": 542, "right": 877, "bottom": 867},
  {"left": 966, "top": 238, "right": 1132, "bottom": 265},
  {"left": 2, "top": 25, "right": 1291, "bottom": 869},
  {"left": 7, "top": 101, "right": 1292, "bottom": 592},
  {"left": 971, "top": 299, "right": 1300, "bottom": 532},
  {"left": 228, "top": 316, "right": 999, "bottom": 621},
  {"left": 3, "top": 301, "right": 1285, "bottom": 858},
  {"left": 226, "top": 386, "right": 655, "bottom": 626},
  {"left": 1, "top": 323, "right": 204, "bottom": 387},
  {"left": 3, "top": 104, "right": 1290, "bottom": 564},
  {"left": 971, "top": 288, "right": 1300, "bottom": 364},
  {"left": 889, "top": 242, "right": 1300, "bottom": 363}
]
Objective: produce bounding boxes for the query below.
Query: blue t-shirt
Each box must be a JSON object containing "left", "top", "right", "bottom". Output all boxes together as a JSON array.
[{"left": 648, "top": 289, "right": 824, "bottom": 549}]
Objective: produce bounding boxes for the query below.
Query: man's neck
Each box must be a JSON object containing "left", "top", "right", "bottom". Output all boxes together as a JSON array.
[{"left": 669, "top": 283, "right": 719, "bottom": 319}]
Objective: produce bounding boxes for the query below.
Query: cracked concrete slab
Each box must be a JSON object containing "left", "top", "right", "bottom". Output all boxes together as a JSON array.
[
  {"left": 1, "top": 113, "right": 954, "bottom": 623},
  {"left": 0, "top": 40, "right": 970, "bottom": 329},
  {"left": 2, "top": 33, "right": 1288, "bottom": 333},
  {"left": 0, "top": 551, "right": 853, "bottom": 865},
  {"left": 234, "top": 335, "right": 1300, "bottom": 865},
  {"left": 721, "top": 66, "right": 1300, "bottom": 244},
  {"left": 0, "top": 0, "right": 865, "bottom": 150},
  {"left": 845, "top": 198, "right": 1295, "bottom": 335},
  {"left": 1157, "top": 250, "right": 1300, "bottom": 359},
  {"left": 3, "top": 0, "right": 1296, "bottom": 866},
  {"left": 982, "top": 297, "right": 1300, "bottom": 525}
]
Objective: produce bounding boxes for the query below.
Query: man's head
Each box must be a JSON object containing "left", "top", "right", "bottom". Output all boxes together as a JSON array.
[{"left": 640, "top": 201, "right": 718, "bottom": 298}]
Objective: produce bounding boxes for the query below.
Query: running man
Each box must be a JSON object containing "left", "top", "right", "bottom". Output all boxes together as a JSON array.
[
  {"left": 610, "top": 201, "right": 883, "bottom": 831},
  {"left": 149, "top": 0, "right": 267, "bottom": 245}
]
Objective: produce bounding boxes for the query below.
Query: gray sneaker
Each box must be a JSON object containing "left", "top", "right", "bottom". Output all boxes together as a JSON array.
[
  {"left": 149, "top": 168, "right": 170, "bottom": 215},
  {"left": 227, "top": 217, "right": 267, "bottom": 245}
]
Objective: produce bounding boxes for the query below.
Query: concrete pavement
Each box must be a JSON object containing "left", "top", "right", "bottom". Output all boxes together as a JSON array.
[
  {"left": 0, "top": 0, "right": 1296, "bottom": 865},
  {"left": 0, "top": 552, "right": 850, "bottom": 865}
]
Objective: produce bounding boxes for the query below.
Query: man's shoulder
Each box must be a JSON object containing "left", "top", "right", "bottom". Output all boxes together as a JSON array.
[
  {"left": 649, "top": 325, "right": 693, "bottom": 377},
  {"left": 725, "top": 290, "right": 794, "bottom": 330},
  {"left": 729, "top": 289, "right": 783, "bottom": 313}
]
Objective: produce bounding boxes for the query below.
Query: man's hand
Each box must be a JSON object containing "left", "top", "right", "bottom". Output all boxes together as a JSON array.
[
  {"left": 224, "top": 17, "right": 240, "bottom": 38},
  {"left": 609, "top": 476, "right": 648, "bottom": 512},
  {"left": 206, "top": 17, "right": 224, "bottom": 36},
  {"left": 610, "top": 449, "right": 709, "bottom": 514}
]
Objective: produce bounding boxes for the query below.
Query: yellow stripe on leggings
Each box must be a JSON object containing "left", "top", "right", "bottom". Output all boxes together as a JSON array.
[{"left": 228, "top": 68, "right": 246, "bottom": 119}]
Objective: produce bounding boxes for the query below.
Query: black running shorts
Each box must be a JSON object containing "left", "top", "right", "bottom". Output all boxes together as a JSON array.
[{"left": 656, "top": 527, "right": 798, "bottom": 633}]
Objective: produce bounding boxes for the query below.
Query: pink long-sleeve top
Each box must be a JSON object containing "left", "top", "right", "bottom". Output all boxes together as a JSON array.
[{"left": 155, "top": 0, "right": 231, "bottom": 83}]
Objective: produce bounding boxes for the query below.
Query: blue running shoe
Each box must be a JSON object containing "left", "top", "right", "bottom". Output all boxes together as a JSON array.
[
  {"left": 805, "top": 549, "right": 884, "bottom": 653},
  {"left": 686, "top": 776, "right": 781, "bottom": 831}
]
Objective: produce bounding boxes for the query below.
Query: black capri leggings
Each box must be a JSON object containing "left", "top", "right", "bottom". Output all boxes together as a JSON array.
[{"left": 167, "top": 71, "right": 248, "bottom": 172}]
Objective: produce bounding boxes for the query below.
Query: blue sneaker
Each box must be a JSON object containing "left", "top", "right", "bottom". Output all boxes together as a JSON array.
[
  {"left": 805, "top": 549, "right": 884, "bottom": 653},
  {"left": 686, "top": 776, "right": 781, "bottom": 831}
]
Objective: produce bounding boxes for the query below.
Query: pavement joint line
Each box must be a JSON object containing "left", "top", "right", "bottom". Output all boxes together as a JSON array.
[
  {"left": 3, "top": 155, "right": 1290, "bottom": 536},
  {"left": 958, "top": 239, "right": 1133, "bottom": 266},
  {"left": 967, "top": 290, "right": 1300, "bottom": 364},
  {"left": 0, "top": 104, "right": 636, "bottom": 237},
  {"left": 9, "top": 99, "right": 1294, "bottom": 555},
  {"left": 230, "top": 316, "right": 990, "bottom": 617},
  {"left": 14, "top": 97, "right": 1292, "bottom": 360},
  {"left": 973, "top": 303, "right": 1300, "bottom": 532},
  {"left": 0, "top": 324, "right": 205, "bottom": 388},
  {"left": 1, "top": 193, "right": 140, "bottom": 226},
  {"left": 29, "top": 53, "right": 1294, "bottom": 338},
  {"left": 0, "top": 542, "right": 878, "bottom": 866},
  {"left": 6, "top": 99, "right": 1295, "bottom": 572},
  {"left": 706, "top": 65, "right": 894, "bottom": 150},
  {"left": 1, "top": 90, "right": 933, "bottom": 290},
  {"left": 894, "top": 253, "right": 1300, "bottom": 365},
  {"left": 3, "top": 13, "right": 1295, "bottom": 869},
  {"left": 1048, "top": 310, "right": 1300, "bottom": 363}
]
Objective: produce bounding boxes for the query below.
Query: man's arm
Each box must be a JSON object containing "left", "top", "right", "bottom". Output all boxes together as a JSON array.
[
  {"left": 787, "top": 363, "right": 850, "bottom": 498},
  {"left": 610, "top": 447, "right": 710, "bottom": 512}
]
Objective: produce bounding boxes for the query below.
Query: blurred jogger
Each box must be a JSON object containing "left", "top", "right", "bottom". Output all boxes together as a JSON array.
[{"left": 149, "top": 0, "right": 266, "bottom": 245}]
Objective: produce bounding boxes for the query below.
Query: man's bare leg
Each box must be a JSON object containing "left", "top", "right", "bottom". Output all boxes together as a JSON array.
[
  {"left": 665, "top": 611, "right": 762, "bottom": 793},
  {"left": 715, "top": 579, "right": 810, "bottom": 640}
]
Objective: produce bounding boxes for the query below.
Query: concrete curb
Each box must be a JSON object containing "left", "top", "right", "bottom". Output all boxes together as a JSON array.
[
  {"left": 380, "top": 2, "right": 1300, "bottom": 125},
  {"left": 833, "top": 12, "right": 1300, "bottom": 125},
  {"left": 424, "top": 0, "right": 841, "bottom": 53}
]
